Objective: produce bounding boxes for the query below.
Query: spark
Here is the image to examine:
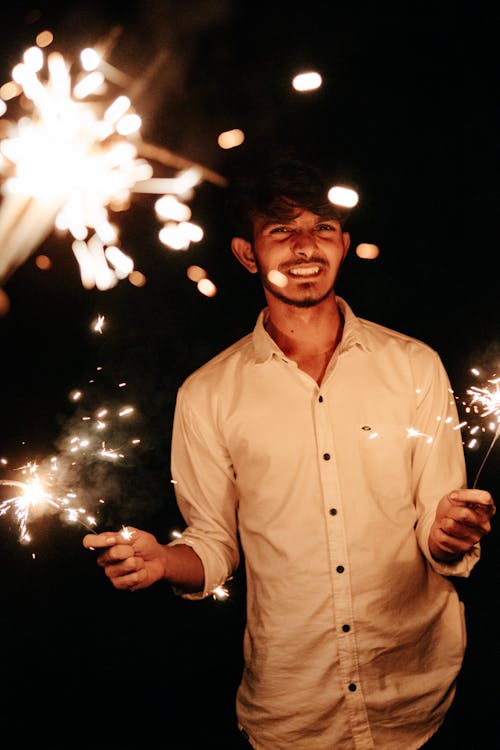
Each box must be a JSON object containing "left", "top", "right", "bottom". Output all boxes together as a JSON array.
[
  {"left": 118, "top": 406, "right": 134, "bottom": 417},
  {"left": 466, "top": 375, "right": 500, "bottom": 420},
  {"left": 0, "top": 33, "right": 227, "bottom": 290},
  {"left": 92, "top": 314, "right": 105, "bottom": 333},
  {"left": 211, "top": 584, "right": 229, "bottom": 601}
]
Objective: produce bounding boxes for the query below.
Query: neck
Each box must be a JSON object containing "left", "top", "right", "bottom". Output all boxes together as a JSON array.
[{"left": 265, "top": 297, "right": 343, "bottom": 358}]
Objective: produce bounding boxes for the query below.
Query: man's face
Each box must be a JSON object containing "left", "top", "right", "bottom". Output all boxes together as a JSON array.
[{"left": 250, "top": 208, "right": 350, "bottom": 308}]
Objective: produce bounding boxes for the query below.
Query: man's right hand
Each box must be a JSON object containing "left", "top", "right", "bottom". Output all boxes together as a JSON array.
[{"left": 82, "top": 527, "right": 167, "bottom": 591}]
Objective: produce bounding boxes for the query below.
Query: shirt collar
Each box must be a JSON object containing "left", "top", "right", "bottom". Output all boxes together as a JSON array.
[{"left": 252, "top": 296, "right": 371, "bottom": 365}]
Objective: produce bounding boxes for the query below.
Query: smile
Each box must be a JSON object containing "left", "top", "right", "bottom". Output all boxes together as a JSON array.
[{"left": 288, "top": 265, "right": 321, "bottom": 277}]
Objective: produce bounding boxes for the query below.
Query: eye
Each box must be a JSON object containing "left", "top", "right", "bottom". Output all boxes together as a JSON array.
[
  {"left": 269, "top": 226, "right": 290, "bottom": 234},
  {"left": 316, "top": 223, "right": 337, "bottom": 232}
]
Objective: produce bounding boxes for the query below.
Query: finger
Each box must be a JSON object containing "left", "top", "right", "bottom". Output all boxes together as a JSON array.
[
  {"left": 104, "top": 553, "right": 140, "bottom": 576},
  {"left": 449, "top": 491, "right": 495, "bottom": 514},
  {"left": 82, "top": 532, "right": 118, "bottom": 550},
  {"left": 104, "top": 543, "right": 135, "bottom": 561},
  {"left": 108, "top": 571, "right": 143, "bottom": 591},
  {"left": 95, "top": 545, "right": 135, "bottom": 569},
  {"left": 440, "top": 517, "right": 471, "bottom": 541},
  {"left": 433, "top": 528, "right": 469, "bottom": 556},
  {"left": 109, "top": 566, "right": 147, "bottom": 591}
]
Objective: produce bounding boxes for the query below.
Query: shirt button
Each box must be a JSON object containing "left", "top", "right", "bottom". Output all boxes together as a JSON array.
[
  {"left": 348, "top": 683, "right": 357, "bottom": 692},
  {"left": 329, "top": 508, "right": 337, "bottom": 516},
  {"left": 323, "top": 453, "right": 331, "bottom": 460},
  {"left": 318, "top": 395, "right": 323, "bottom": 402},
  {"left": 336, "top": 565, "right": 344, "bottom": 573},
  {"left": 342, "top": 624, "right": 350, "bottom": 632}
]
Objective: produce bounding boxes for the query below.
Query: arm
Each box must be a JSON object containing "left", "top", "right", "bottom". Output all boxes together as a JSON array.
[
  {"left": 82, "top": 528, "right": 205, "bottom": 593},
  {"left": 83, "top": 381, "right": 240, "bottom": 595},
  {"left": 410, "top": 346, "right": 494, "bottom": 573}
]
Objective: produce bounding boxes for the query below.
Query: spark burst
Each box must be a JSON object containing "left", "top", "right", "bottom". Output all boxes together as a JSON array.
[
  {"left": 0, "top": 332, "right": 142, "bottom": 544},
  {"left": 0, "top": 29, "right": 226, "bottom": 290},
  {"left": 461, "top": 370, "right": 500, "bottom": 488},
  {"left": 0, "top": 460, "right": 97, "bottom": 543}
]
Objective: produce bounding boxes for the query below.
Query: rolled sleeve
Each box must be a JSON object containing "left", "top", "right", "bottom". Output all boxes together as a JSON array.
[
  {"left": 412, "top": 349, "right": 481, "bottom": 578},
  {"left": 169, "top": 385, "right": 240, "bottom": 599},
  {"left": 416, "top": 508, "right": 481, "bottom": 577}
]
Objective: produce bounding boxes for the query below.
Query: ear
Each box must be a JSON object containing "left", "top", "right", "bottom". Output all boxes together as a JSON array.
[
  {"left": 231, "top": 237, "right": 258, "bottom": 274},
  {"left": 342, "top": 231, "right": 351, "bottom": 259}
]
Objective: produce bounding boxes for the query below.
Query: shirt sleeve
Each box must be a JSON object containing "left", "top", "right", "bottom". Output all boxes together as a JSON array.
[
  {"left": 168, "top": 384, "right": 241, "bottom": 599},
  {"left": 412, "top": 345, "right": 480, "bottom": 577}
]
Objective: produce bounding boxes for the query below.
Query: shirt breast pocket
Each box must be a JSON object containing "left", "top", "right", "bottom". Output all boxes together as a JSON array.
[{"left": 356, "top": 422, "right": 413, "bottom": 503}]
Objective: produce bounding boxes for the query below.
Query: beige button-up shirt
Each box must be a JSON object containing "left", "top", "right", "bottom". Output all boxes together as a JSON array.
[{"left": 170, "top": 297, "right": 478, "bottom": 750}]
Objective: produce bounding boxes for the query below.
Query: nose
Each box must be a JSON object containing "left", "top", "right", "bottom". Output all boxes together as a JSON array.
[{"left": 291, "top": 230, "right": 315, "bottom": 258}]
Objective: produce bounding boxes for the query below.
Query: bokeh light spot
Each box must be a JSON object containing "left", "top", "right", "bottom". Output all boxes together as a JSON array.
[
  {"left": 328, "top": 185, "right": 359, "bottom": 208},
  {"left": 356, "top": 243, "right": 380, "bottom": 260},
  {"left": 217, "top": 129, "right": 245, "bottom": 149},
  {"left": 292, "top": 71, "right": 322, "bottom": 92},
  {"left": 128, "top": 270, "right": 146, "bottom": 287},
  {"left": 197, "top": 278, "right": 217, "bottom": 297}
]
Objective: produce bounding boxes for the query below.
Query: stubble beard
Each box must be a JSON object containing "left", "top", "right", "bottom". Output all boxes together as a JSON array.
[{"left": 260, "top": 272, "right": 335, "bottom": 308}]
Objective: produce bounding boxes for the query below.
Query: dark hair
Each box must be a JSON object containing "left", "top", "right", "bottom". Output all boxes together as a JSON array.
[{"left": 226, "top": 156, "right": 351, "bottom": 240}]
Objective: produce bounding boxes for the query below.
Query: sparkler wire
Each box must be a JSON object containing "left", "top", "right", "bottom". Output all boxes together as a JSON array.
[{"left": 471, "top": 424, "right": 500, "bottom": 489}]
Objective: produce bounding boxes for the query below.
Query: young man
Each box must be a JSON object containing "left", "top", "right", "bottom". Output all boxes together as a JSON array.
[{"left": 83, "top": 158, "right": 495, "bottom": 749}]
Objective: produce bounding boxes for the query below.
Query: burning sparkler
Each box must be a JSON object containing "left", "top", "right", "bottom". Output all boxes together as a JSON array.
[
  {"left": 0, "top": 325, "right": 143, "bottom": 545},
  {"left": 0, "top": 460, "right": 97, "bottom": 543},
  {"left": 461, "top": 369, "right": 500, "bottom": 488},
  {"left": 0, "top": 29, "right": 227, "bottom": 290}
]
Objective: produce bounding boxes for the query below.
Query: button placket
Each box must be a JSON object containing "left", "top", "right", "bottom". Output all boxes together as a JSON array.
[{"left": 313, "top": 387, "right": 367, "bottom": 716}]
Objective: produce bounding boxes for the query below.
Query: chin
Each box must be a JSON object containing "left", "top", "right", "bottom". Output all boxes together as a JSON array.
[{"left": 269, "top": 285, "right": 334, "bottom": 307}]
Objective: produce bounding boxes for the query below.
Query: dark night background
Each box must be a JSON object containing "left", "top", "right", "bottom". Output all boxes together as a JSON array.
[{"left": 0, "top": 2, "right": 498, "bottom": 747}]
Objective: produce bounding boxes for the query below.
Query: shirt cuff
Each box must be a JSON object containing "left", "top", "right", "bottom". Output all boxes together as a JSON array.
[
  {"left": 417, "top": 511, "right": 481, "bottom": 578},
  {"left": 168, "top": 534, "right": 234, "bottom": 600}
]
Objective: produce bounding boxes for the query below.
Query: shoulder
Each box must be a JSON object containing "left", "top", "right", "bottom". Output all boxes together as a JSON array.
[
  {"left": 339, "top": 296, "right": 439, "bottom": 363},
  {"left": 180, "top": 332, "right": 254, "bottom": 394},
  {"left": 354, "top": 317, "right": 450, "bottom": 392},
  {"left": 358, "top": 316, "right": 438, "bottom": 358}
]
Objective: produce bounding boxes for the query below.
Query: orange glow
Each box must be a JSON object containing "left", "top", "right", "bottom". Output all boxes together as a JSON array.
[
  {"left": 36, "top": 30, "right": 53, "bottom": 48},
  {"left": 128, "top": 270, "right": 146, "bottom": 287},
  {"left": 0, "top": 287, "right": 10, "bottom": 317},
  {"left": 187, "top": 264, "right": 207, "bottom": 282},
  {"left": 35, "top": 254, "right": 52, "bottom": 270}
]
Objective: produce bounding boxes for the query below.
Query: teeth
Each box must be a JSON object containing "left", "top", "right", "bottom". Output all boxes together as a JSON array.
[{"left": 289, "top": 266, "right": 320, "bottom": 276}]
